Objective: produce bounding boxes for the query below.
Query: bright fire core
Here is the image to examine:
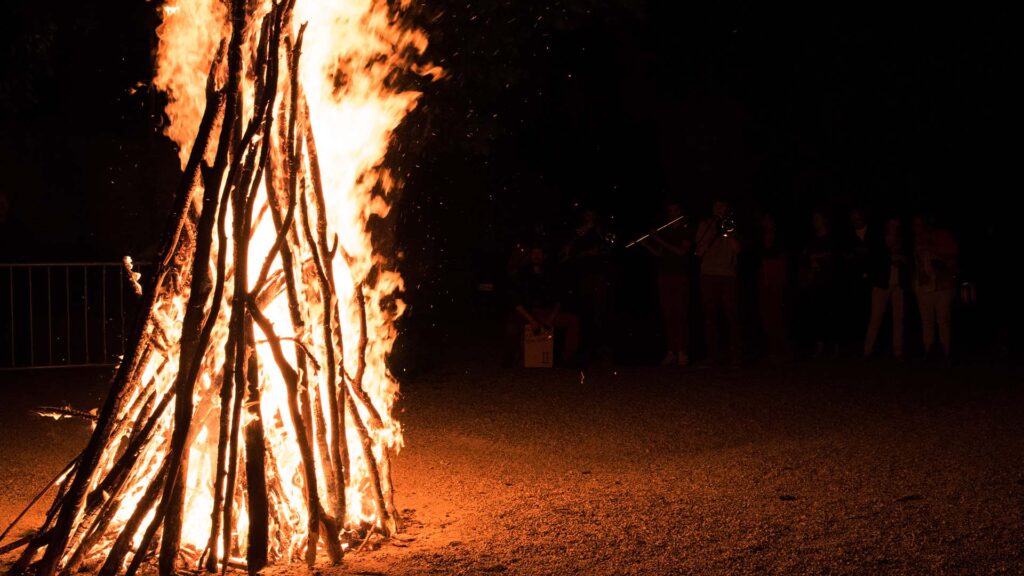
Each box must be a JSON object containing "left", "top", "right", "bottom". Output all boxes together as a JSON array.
[
  {"left": 150, "top": 0, "right": 426, "bottom": 557},
  {"left": 155, "top": 0, "right": 418, "bottom": 532},
  {"left": 43, "top": 0, "right": 431, "bottom": 571}
]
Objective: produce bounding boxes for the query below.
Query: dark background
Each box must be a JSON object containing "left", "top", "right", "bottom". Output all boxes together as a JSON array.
[{"left": 0, "top": 1, "right": 1017, "bottom": 368}]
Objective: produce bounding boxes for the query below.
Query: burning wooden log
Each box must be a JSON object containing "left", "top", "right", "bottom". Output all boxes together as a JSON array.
[{"left": 2, "top": 0, "right": 431, "bottom": 574}]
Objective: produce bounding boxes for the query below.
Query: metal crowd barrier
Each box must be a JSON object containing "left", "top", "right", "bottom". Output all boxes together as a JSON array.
[{"left": 0, "top": 262, "right": 149, "bottom": 369}]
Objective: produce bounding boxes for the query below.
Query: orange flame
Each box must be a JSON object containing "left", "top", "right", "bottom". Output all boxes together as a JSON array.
[{"left": 60, "top": 0, "right": 432, "bottom": 568}]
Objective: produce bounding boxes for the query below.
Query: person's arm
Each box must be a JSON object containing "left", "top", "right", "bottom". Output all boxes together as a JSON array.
[
  {"left": 639, "top": 237, "right": 661, "bottom": 256},
  {"left": 695, "top": 221, "right": 714, "bottom": 257},
  {"left": 511, "top": 272, "right": 541, "bottom": 329},
  {"left": 727, "top": 234, "right": 741, "bottom": 254},
  {"left": 545, "top": 303, "right": 561, "bottom": 328},
  {"left": 651, "top": 231, "right": 691, "bottom": 256},
  {"left": 515, "top": 304, "right": 542, "bottom": 330}
]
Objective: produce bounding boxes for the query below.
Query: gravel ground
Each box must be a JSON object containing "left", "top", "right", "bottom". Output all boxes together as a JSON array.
[
  {"left": 2, "top": 359, "right": 1023, "bottom": 575},
  {"left": 0, "top": 369, "right": 107, "bottom": 548}
]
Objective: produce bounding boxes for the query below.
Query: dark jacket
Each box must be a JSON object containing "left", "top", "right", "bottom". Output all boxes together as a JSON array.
[
  {"left": 866, "top": 232, "right": 910, "bottom": 290},
  {"left": 844, "top": 227, "right": 873, "bottom": 283},
  {"left": 510, "top": 265, "right": 564, "bottom": 309}
]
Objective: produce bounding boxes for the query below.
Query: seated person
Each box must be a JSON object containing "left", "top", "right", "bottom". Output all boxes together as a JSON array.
[{"left": 507, "top": 245, "right": 580, "bottom": 365}]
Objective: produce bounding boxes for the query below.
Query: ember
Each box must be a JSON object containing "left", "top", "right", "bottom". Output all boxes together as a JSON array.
[{"left": 5, "top": 1, "right": 432, "bottom": 574}]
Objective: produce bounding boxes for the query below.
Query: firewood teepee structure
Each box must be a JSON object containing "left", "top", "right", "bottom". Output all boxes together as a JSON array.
[{"left": 3, "top": 0, "right": 434, "bottom": 574}]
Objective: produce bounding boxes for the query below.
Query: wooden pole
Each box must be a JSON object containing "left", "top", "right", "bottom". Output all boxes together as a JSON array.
[{"left": 7, "top": 2, "right": 412, "bottom": 572}]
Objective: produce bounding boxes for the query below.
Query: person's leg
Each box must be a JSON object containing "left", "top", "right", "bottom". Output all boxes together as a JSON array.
[
  {"left": 591, "top": 275, "right": 610, "bottom": 357},
  {"left": 658, "top": 273, "right": 678, "bottom": 362},
  {"left": 529, "top": 306, "right": 552, "bottom": 327},
  {"left": 763, "top": 287, "right": 789, "bottom": 357},
  {"left": 858, "top": 281, "right": 873, "bottom": 351},
  {"left": 552, "top": 312, "right": 580, "bottom": 361},
  {"left": 779, "top": 284, "right": 794, "bottom": 358},
  {"left": 758, "top": 283, "right": 771, "bottom": 355},
  {"left": 579, "top": 273, "right": 609, "bottom": 360},
  {"left": 659, "top": 272, "right": 684, "bottom": 358},
  {"left": 810, "top": 287, "right": 827, "bottom": 355},
  {"left": 529, "top": 306, "right": 555, "bottom": 346},
  {"left": 701, "top": 275, "right": 721, "bottom": 362},
  {"left": 841, "top": 280, "right": 859, "bottom": 353},
  {"left": 936, "top": 288, "right": 953, "bottom": 356},
  {"left": 917, "top": 290, "right": 936, "bottom": 355},
  {"left": 864, "top": 287, "right": 888, "bottom": 356},
  {"left": 891, "top": 286, "right": 904, "bottom": 358},
  {"left": 503, "top": 311, "right": 525, "bottom": 366},
  {"left": 679, "top": 278, "right": 691, "bottom": 363},
  {"left": 821, "top": 285, "right": 838, "bottom": 354},
  {"left": 722, "top": 277, "right": 741, "bottom": 362}
]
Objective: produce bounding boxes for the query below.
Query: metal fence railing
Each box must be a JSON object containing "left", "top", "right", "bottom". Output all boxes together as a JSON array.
[{"left": 0, "top": 262, "right": 150, "bottom": 369}]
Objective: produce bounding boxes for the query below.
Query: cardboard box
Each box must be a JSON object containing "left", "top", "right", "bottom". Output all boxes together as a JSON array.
[{"left": 523, "top": 327, "right": 554, "bottom": 368}]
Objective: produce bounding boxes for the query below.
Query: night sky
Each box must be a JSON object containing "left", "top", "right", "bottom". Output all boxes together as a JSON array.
[{"left": 0, "top": 1, "right": 1016, "bottom": 355}]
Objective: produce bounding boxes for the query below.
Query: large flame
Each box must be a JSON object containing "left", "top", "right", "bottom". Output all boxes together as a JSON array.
[{"left": 59, "top": 0, "right": 428, "bottom": 568}]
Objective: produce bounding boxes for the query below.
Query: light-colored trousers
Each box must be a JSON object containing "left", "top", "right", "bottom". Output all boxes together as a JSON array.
[
  {"left": 864, "top": 286, "right": 904, "bottom": 356},
  {"left": 917, "top": 288, "right": 953, "bottom": 355}
]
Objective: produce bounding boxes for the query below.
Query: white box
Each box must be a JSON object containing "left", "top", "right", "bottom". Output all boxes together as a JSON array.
[{"left": 523, "top": 327, "right": 553, "bottom": 368}]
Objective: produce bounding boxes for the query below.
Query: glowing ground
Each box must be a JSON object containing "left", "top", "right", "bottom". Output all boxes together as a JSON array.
[{"left": 2, "top": 359, "right": 1022, "bottom": 575}]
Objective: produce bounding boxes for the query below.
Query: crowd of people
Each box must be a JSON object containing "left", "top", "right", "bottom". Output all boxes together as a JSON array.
[{"left": 499, "top": 197, "right": 965, "bottom": 370}]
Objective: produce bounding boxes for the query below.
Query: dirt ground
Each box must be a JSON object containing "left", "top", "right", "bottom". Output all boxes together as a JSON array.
[{"left": 2, "top": 358, "right": 1023, "bottom": 575}]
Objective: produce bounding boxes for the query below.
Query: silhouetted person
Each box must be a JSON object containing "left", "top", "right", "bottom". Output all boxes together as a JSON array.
[
  {"left": 695, "top": 199, "right": 741, "bottom": 364},
  {"left": 509, "top": 245, "right": 580, "bottom": 365},
  {"left": 801, "top": 211, "right": 839, "bottom": 357},
  {"left": 912, "top": 215, "right": 959, "bottom": 358},
  {"left": 757, "top": 212, "right": 791, "bottom": 360},
  {"left": 843, "top": 208, "right": 873, "bottom": 352},
  {"left": 641, "top": 202, "right": 693, "bottom": 366},
  {"left": 561, "top": 208, "right": 611, "bottom": 362},
  {"left": 864, "top": 217, "right": 909, "bottom": 358}
]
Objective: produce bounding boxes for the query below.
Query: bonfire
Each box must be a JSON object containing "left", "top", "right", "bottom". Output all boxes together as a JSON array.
[{"left": 2, "top": 0, "right": 436, "bottom": 574}]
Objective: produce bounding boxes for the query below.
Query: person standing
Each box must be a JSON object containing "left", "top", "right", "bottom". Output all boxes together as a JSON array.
[
  {"left": 801, "top": 211, "right": 839, "bottom": 357},
  {"left": 560, "top": 208, "right": 612, "bottom": 363},
  {"left": 864, "top": 217, "right": 909, "bottom": 358},
  {"left": 695, "top": 199, "right": 742, "bottom": 365},
  {"left": 758, "top": 212, "right": 791, "bottom": 361},
  {"left": 642, "top": 202, "right": 693, "bottom": 366},
  {"left": 912, "top": 216, "right": 959, "bottom": 358},
  {"left": 843, "top": 208, "right": 873, "bottom": 352}
]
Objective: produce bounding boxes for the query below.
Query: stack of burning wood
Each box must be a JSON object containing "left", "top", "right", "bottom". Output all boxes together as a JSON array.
[{"left": 1, "top": 1, "right": 420, "bottom": 574}]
